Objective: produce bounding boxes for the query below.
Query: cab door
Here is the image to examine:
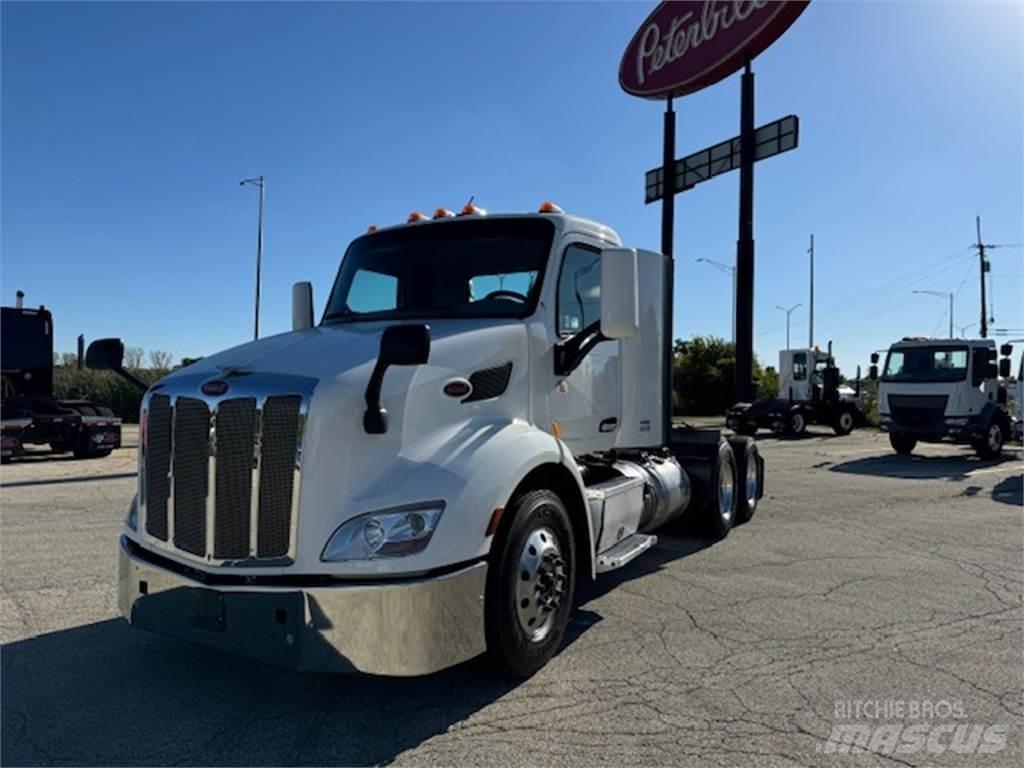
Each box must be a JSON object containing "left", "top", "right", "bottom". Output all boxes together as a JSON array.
[{"left": 546, "top": 241, "right": 622, "bottom": 454}]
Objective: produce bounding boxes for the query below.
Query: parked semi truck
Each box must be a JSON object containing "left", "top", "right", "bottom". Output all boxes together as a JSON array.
[
  {"left": 1, "top": 294, "right": 121, "bottom": 462},
  {"left": 727, "top": 344, "right": 864, "bottom": 436},
  {"left": 872, "top": 337, "right": 1015, "bottom": 459},
  {"left": 90, "top": 204, "right": 764, "bottom": 677}
]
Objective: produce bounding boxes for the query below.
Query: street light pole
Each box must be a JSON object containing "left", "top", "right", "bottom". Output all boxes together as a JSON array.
[
  {"left": 696, "top": 257, "right": 736, "bottom": 342},
  {"left": 775, "top": 303, "right": 802, "bottom": 351},
  {"left": 913, "top": 290, "right": 953, "bottom": 339},
  {"left": 240, "top": 176, "right": 265, "bottom": 340}
]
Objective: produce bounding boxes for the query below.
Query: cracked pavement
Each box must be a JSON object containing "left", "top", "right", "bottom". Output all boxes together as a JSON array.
[{"left": 1, "top": 426, "right": 1022, "bottom": 766}]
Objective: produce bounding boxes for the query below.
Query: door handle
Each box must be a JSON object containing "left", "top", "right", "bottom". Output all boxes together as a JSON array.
[{"left": 599, "top": 417, "right": 618, "bottom": 433}]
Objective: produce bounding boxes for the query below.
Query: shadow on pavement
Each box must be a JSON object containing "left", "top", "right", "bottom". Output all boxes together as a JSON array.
[
  {"left": 992, "top": 474, "right": 1023, "bottom": 506},
  {"left": 0, "top": 524, "right": 718, "bottom": 766},
  {"left": 828, "top": 452, "right": 1018, "bottom": 481}
]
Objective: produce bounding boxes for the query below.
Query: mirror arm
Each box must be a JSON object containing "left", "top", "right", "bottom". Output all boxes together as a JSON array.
[
  {"left": 363, "top": 358, "right": 390, "bottom": 434},
  {"left": 554, "top": 320, "right": 608, "bottom": 377},
  {"left": 114, "top": 366, "right": 149, "bottom": 393}
]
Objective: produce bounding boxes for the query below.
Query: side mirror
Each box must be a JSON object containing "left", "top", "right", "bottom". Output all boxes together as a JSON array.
[
  {"left": 364, "top": 324, "right": 431, "bottom": 434},
  {"left": 870, "top": 352, "right": 880, "bottom": 365},
  {"left": 987, "top": 363, "right": 999, "bottom": 379},
  {"left": 1000, "top": 343, "right": 1013, "bottom": 357},
  {"left": 999, "top": 358, "right": 1011, "bottom": 378},
  {"left": 869, "top": 365, "right": 878, "bottom": 381},
  {"left": 292, "top": 282, "right": 314, "bottom": 331},
  {"left": 86, "top": 338, "right": 124, "bottom": 371},
  {"left": 86, "top": 338, "right": 148, "bottom": 391},
  {"left": 599, "top": 247, "right": 639, "bottom": 340}
]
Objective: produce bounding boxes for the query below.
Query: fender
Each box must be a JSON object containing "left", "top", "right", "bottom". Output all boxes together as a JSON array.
[{"left": 978, "top": 402, "right": 1008, "bottom": 433}]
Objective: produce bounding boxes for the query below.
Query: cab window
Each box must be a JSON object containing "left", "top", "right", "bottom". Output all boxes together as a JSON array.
[
  {"left": 557, "top": 244, "right": 601, "bottom": 335},
  {"left": 792, "top": 352, "right": 808, "bottom": 381}
]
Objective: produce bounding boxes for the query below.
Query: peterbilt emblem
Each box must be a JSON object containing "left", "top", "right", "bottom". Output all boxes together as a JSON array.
[{"left": 202, "top": 379, "right": 230, "bottom": 396}]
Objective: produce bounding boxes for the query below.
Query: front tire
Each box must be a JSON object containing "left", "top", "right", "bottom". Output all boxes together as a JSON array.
[
  {"left": 890, "top": 433, "right": 917, "bottom": 455},
  {"left": 832, "top": 408, "right": 855, "bottom": 436},
  {"left": 788, "top": 410, "right": 807, "bottom": 436},
  {"left": 973, "top": 421, "right": 1004, "bottom": 460},
  {"left": 485, "top": 489, "right": 576, "bottom": 677}
]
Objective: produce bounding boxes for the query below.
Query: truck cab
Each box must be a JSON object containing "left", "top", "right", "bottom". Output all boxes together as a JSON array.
[
  {"left": 99, "top": 205, "right": 764, "bottom": 677},
  {"left": 876, "top": 337, "right": 1013, "bottom": 458}
]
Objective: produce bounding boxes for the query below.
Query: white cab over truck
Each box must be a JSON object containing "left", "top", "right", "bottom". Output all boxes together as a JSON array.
[
  {"left": 727, "top": 344, "right": 864, "bottom": 436},
  {"left": 90, "top": 205, "right": 764, "bottom": 677},
  {"left": 872, "top": 337, "right": 1015, "bottom": 459}
]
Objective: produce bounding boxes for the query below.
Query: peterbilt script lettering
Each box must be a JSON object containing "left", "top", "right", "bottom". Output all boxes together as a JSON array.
[{"left": 635, "top": 0, "right": 770, "bottom": 86}]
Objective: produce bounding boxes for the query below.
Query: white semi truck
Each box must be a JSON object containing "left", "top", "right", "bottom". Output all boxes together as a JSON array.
[
  {"left": 727, "top": 344, "right": 864, "bottom": 436},
  {"left": 872, "top": 337, "right": 1015, "bottom": 459},
  {"left": 88, "top": 204, "right": 764, "bottom": 677}
]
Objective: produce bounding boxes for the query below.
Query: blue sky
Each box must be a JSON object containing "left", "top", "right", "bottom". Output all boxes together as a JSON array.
[{"left": 3, "top": 1, "right": 1022, "bottom": 374}]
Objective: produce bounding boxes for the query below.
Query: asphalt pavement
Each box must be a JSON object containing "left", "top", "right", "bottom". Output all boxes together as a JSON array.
[{"left": 2, "top": 425, "right": 1021, "bottom": 766}]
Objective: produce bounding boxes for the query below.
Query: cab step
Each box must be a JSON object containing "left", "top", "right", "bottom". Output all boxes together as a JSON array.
[{"left": 595, "top": 533, "right": 658, "bottom": 574}]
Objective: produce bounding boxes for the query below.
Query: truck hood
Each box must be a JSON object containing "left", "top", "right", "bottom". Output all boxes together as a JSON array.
[{"left": 153, "top": 319, "right": 531, "bottom": 575}]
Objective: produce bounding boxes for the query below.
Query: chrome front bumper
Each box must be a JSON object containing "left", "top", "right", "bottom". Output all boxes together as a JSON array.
[{"left": 118, "top": 537, "right": 488, "bottom": 676}]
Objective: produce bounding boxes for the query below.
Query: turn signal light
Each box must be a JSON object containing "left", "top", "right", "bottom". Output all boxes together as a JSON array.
[
  {"left": 433, "top": 208, "right": 455, "bottom": 219},
  {"left": 407, "top": 211, "right": 429, "bottom": 223},
  {"left": 538, "top": 201, "right": 563, "bottom": 214},
  {"left": 460, "top": 203, "right": 487, "bottom": 216}
]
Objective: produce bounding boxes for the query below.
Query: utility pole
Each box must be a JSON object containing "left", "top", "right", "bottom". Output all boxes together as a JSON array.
[
  {"left": 974, "top": 215, "right": 988, "bottom": 338},
  {"left": 808, "top": 234, "right": 814, "bottom": 348},
  {"left": 240, "top": 176, "right": 265, "bottom": 340}
]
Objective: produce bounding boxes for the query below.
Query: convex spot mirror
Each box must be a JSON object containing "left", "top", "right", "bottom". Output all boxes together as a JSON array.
[
  {"left": 600, "top": 247, "right": 639, "bottom": 340},
  {"left": 86, "top": 338, "right": 125, "bottom": 371},
  {"left": 380, "top": 324, "right": 430, "bottom": 366}
]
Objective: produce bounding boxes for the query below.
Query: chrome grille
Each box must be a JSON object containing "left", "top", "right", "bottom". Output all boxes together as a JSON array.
[{"left": 139, "top": 375, "right": 313, "bottom": 565}]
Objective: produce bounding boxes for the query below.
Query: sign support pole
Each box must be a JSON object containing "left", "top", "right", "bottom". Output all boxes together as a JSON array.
[
  {"left": 734, "top": 61, "right": 756, "bottom": 403},
  {"left": 661, "top": 95, "right": 676, "bottom": 438}
]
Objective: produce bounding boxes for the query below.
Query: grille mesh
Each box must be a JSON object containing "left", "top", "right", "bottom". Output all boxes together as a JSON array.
[
  {"left": 257, "top": 395, "right": 301, "bottom": 557},
  {"left": 172, "top": 397, "right": 210, "bottom": 555},
  {"left": 144, "top": 394, "right": 172, "bottom": 540},
  {"left": 464, "top": 361, "right": 513, "bottom": 402},
  {"left": 213, "top": 398, "right": 257, "bottom": 559}
]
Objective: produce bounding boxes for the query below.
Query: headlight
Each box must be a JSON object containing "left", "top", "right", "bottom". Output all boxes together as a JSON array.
[
  {"left": 126, "top": 495, "right": 138, "bottom": 531},
  {"left": 946, "top": 417, "right": 969, "bottom": 426},
  {"left": 321, "top": 502, "right": 444, "bottom": 561}
]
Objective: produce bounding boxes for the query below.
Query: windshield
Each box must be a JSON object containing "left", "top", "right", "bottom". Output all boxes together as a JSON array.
[
  {"left": 882, "top": 345, "right": 968, "bottom": 383},
  {"left": 322, "top": 218, "right": 555, "bottom": 324}
]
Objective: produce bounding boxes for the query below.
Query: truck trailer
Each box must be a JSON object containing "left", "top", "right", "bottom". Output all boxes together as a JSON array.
[
  {"left": 727, "top": 345, "right": 864, "bottom": 436},
  {"left": 1, "top": 297, "right": 121, "bottom": 462},
  {"left": 873, "top": 337, "right": 1015, "bottom": 459},
  {"left": 91, "top": 205, "right": 765, "bottom": 677}
]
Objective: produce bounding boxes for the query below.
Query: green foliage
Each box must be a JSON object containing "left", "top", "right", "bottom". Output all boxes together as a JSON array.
[
  {"left": 53, "top": 365, "right": 169, "bottom": 422},
  {"left": 672, "top": 336, "right": 773, "bottom": 415}
]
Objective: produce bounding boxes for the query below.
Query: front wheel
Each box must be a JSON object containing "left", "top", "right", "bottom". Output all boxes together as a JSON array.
[
  {"left": 788, "top": 410, "right": 807, "bottom": 436},
  {"left": 890, "top": 433, "right": 917, "bottom": 455},
  {"left": 973, "top": 421, "right": 1004, "bottom": 460},
  {"left": 485, "top": 489, "right": 576, "bottom": 677}
]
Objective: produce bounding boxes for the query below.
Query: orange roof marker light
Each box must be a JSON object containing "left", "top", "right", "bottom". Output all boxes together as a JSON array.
[
  {"left": 459, "top": 202, "right": 487, "bottom": 216},
  {"left": 538, "top": 201, "right": 564, "bottom": 214},
  {"left": 366, "top": 225, "right": 379, "bottom": 234},
  {"left": 407, "top": 211, "right": 429, "bottom": 223},
  {"left": 433, "top": 208, "right": 455, "bottom": 219}
]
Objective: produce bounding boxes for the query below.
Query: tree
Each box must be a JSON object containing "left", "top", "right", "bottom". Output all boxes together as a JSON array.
[
  {"left": 148, "top": 350, "right": 174, "bottom": 370},
  {"left": 672, "top": 335, "right": 773, "bottom": 415},
  {"left": 124, "top": 346, "right": 145, "bottom": 369}
]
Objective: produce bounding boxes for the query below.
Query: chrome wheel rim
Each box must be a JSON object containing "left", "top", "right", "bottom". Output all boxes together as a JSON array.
[
  {"left": 719, "top": 457, "right": 736, "bottom": 524},
  {"left": 987, "top": 424, "right": 1002, "bottom": 452},
  {"left": 745, "top": 456, "right": 758, "bottom": 510},
  {"left": 514, "top": 526, "right": 566, "bottom": 643}
]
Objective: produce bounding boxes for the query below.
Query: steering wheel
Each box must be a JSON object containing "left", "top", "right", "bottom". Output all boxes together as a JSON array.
[{"left": 481, "top": 289, "right": 529, "bottom": 303}]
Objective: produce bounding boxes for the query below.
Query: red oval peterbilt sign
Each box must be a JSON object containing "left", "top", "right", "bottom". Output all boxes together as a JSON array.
[{"left": 620, "top": 1, "right": 809, "bottom": 100}]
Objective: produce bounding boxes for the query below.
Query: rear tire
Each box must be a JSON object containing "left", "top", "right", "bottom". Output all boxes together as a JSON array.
[
  {"left": 485, "top": 489, "right": 576, "bottom": 677},
  {"left": 972, "top": 421, "right": 1004, "bottom": 460},
  {"left": 788, "top": 410, "right": 807, "bottom": 436},
  {"left": 889, "top": 433, "right": 917, "bottom": 455},
  {"left": 697, "top": 441, "right": 738, "bottom": 540},
  {"left": 731, "top": 439, "right": 761, "bottom": 525},
  {"left": 832, "top": 407, "right": 855, "bottom": 436}
]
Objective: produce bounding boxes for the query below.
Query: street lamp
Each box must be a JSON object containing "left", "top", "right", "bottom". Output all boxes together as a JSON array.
[
  {"left": 913, "top": 290, "right": 953, "bottom": 339},
  {"left": 240, "top": 175, "right": 265, "bottom": 340},
  {"left": 955, "top": 322, "right": 976, "bottom": 338},
  {"left": 696, "top": 257, "right": 736, "bottom": 342},
  {"left": 775, "top": 303, "right": 802, "bottom": 351}
]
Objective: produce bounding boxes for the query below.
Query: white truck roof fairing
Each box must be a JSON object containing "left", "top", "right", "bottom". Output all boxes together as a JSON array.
[{"left": 356, "top": 212, "right": 622, "bottom": 249}]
